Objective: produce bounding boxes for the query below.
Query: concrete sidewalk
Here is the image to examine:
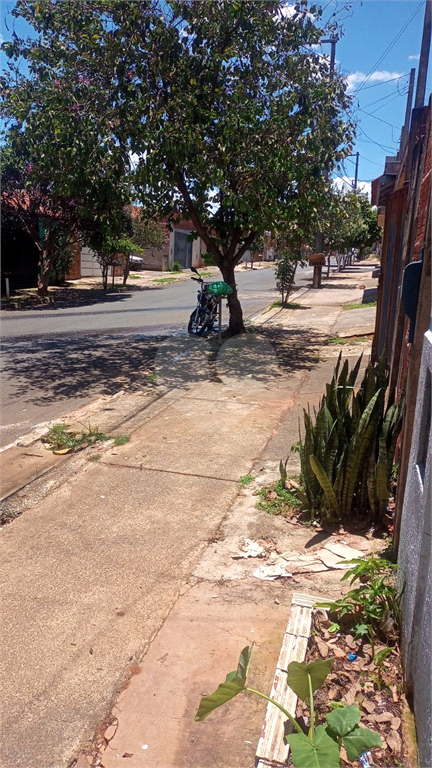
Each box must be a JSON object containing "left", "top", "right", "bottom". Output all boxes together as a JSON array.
[{"left": 0, "top": 260, "right": 379, "bottom": 768}]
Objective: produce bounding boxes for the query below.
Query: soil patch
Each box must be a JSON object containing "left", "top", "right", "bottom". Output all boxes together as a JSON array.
[{"left": 294, "top": 609, "right": 407, "bottom": 768}]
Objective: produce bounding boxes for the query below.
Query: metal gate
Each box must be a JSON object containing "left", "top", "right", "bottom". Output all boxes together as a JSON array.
[
  {"left": 174, "top": 231, "right": 192, "bottom": 269},
  {"left": 80, "top": 248, "right": 103, "bottom": 277}
]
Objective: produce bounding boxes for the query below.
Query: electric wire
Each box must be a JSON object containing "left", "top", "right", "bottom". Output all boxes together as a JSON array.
[{"left": 352, "top": 2, "right": 425, "bottom": 95}]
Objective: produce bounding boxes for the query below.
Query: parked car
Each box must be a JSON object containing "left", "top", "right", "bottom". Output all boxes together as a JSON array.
[{"left": 129, "top": 255, "right": 146, "bottom": 270}]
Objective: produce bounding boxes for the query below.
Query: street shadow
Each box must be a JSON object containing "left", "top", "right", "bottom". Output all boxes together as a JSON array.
[
  {"left": 1, "top": 285, "right": 159, "bottom": 312},
  {"left": 2, "top": 333, "right": 166, "bottom": 405},
  {"left": 2, "top": 326, "right": 325, "bottom": 408},
  {"left": 362, "top": 287, "right": 378, "bottom": 303},
  {"left": 259, "top": 327, "right": 327, "bottom": 374}
]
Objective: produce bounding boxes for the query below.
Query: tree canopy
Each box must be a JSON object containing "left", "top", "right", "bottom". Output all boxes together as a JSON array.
[
  {"left": 1, "top": 0, "right": 354, "bottom": 328},
  {"left": 321, "top": 189, "right": 381, "bottom": 257}
]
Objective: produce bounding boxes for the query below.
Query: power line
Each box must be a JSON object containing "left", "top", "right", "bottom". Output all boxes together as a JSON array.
[
  {"left": 356, "top": 128, "right": 398, "bottom": 152},
  {"left": 353, "top": 2, "right": 425, "bottom": 95},
  {"left": 354, "top": 74, "right": 410, "bottom": 92},
  {"left": 357, "top": 107, "right": 402, "bottom": 130},
  {"left": 363, "top": 87, "right": 408, "bottom": 112}
]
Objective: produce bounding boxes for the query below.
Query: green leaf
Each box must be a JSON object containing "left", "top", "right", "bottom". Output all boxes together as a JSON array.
[
  {"left": 236, "top": 644, "right": 253, "bottom": 684},
  {"left": 195, "top": 646, "right": 252, "bottom": 721},
  {"left": 286, "top": 725, "right": 340, "bottom": 768},
  {"left": 310, "top": 454, "right": 340, "bottom": 517},
  {"left": 342, "top": 726, "right": 382, "bottom": 761},
  {"left": 287, "top": 659, "right": 333, "bottom": 703},
  {"left": 326, "top": 705, "right": 361, "bottom": 737},
  {"left": 374, "top": 647, "right": 393, "bottom": 666},
  {"left": 195, "top": 675, "right": 244, "bottom": 721}
]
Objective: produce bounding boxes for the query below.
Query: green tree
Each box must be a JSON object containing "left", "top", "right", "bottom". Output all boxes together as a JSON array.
[
  {"left": 321, "top": 190, "right": 381, "bottom": 261},
  {"left": 1, "top": 0, "right": 354, "bottom": 331},
  {"left": 124, "top": 217, "right": 165, "bottom": 285},
  {"left": 1, "top": 145, "right": 82, "bottom": 294}
]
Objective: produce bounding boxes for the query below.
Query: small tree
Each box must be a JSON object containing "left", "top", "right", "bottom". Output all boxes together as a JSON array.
[
  {"left": 122, "top": 217, "right": 165, "bottom": 285},
  {"left": 274, "top": 231, "right": 308, "bottom": 304}
]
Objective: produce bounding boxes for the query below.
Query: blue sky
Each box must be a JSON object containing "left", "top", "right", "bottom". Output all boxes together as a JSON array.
[
  {"left": 1, "top": 0, "right": 430, "bottom": 197},
  {"left": 328, "top": 0, "right": 430, "bottom": 195}
]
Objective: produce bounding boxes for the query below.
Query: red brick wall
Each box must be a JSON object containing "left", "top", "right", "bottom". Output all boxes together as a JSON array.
[{"left": 66, "top": 241, "right": 82, "bottom": 279}]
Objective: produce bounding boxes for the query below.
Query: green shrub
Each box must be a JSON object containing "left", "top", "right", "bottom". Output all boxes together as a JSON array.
[
  {"left": 170, "top": 261, "right": 182, "bottom": 272},
  {"left": 202, "top": 252, "right": 216, "bottom": 266}
]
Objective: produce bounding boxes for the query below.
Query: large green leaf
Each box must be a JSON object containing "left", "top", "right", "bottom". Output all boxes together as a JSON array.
[
  {"left": 195, "top": 646, "right": 252, "bottom": 721},
  {"left": 195, "top": 675, "right": 244, "bottom": 721},
  {"left": 342, "top": 726, "right": 382, "bottom": 761},
  {"left": 287, "top": 659, "right": 333, "bottom": 703},
  {"left": 235, "top": 644, "right": 253, "bottom": 684},
  {"left": 286, "top": 726, "right": 340, "bottom": 768},
  {"left": 341, "top": 389, "right": 383, "bottom": 515},
  {"left": 310, "top": 454, "right": 340, "bottom": 517},
  {"left": 326, "top": 705, "right": 360, "bottom": 737}
]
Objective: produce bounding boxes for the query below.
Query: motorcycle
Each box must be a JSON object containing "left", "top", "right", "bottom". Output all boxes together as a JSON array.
[{"left": 187, "top": 266, "right": 219, "bottom": 335}]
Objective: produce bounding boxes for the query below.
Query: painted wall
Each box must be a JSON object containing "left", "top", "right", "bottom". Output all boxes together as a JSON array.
[{"left": 398, "top": 330, "right": 432, "bottom": 768}]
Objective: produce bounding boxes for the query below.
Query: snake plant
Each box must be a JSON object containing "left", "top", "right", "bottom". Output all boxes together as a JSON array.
[{"left": 295, "top": 352, "right": 404, "bottom": 525}]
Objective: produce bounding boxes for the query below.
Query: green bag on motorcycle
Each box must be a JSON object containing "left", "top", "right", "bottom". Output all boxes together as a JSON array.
[{"left": 207, "top": 281, "right": 233, "bottom": 297}]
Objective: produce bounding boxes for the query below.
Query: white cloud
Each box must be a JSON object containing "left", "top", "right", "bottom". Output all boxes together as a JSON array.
[
  {"left": 333, "top": 176, "right": 372, "bottom": 200},
  {"left": 278, "top": 3, "right": 315, "bottom": 22},
  {"left": 346, "top": 70, "right": 405, "bottom": 92},
  {"left": 408, "top": 54, "right": 420, "bottom": 60}
]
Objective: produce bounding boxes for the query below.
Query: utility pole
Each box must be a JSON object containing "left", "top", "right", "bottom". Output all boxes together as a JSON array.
[
  {"left": 353, "top": 152, "right": 359, "bottom": 190},
  {"left": 399, "top": 68, "right": 416, "bottom": 156},
  {"left": 314, "top": 36, "right": 338, "bottom": 257},
  {"left": 414, "top": 0, "right": 431, "bottom": 109}
]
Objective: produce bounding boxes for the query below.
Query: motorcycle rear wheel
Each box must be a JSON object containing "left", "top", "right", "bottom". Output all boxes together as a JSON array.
[{"left": 188, "top": 308, "right": 210, "bottom": 336}]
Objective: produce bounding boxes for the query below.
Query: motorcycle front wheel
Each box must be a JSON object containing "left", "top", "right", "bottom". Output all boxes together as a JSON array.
[{"left": 188, "top": 308, "right": 210, "bottom": 336}]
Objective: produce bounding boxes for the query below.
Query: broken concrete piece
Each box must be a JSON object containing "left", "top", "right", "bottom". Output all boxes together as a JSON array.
[
  {"left": 232, "top": 539, "right": 266, "bottom": 559},
  {"left": 253, "top": 558, "right": 293, "bottom": 581},
  {"left": 323, "top": 542, "right": 364, "bottom": 561}
]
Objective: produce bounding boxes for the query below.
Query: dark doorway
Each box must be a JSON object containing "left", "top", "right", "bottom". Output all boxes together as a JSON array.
[{"left": 1, "top": 228, "right": 39, "bottom": 293}]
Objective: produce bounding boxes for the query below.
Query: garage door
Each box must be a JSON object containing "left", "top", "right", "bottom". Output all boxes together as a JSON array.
[
  {"left": 174, "top": 231, "right": 192, "bottom": 269},
  {"left": 81, "top": 248, "right": 103, "bottom": 277}
]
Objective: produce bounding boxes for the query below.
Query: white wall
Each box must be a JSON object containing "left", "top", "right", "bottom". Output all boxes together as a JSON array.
[{"left": 398, "top": 330, "right": 432, "bottom": 768}]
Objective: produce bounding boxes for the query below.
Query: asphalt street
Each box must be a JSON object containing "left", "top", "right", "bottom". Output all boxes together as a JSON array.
[{"left": 1, "top": 265, "right": 314, "bottom": 447}]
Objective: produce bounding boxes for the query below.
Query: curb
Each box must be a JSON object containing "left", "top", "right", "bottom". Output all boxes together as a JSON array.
[{"left": 256, "top": 593, "right": 323, "bottom": 768}]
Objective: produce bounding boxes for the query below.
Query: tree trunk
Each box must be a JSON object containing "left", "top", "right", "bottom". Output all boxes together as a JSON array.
[
  {"left": 37, "top": 267, "right": 51, "bottom": 297},
  {"left": 123, "top": 254, "right": 130, "bottom": 286},
  {"left": 37, "top": 250, "right": 54, "bottom": 296},
  {"left": 220, "top": 260, "right": 246, "bottom": 335},
  {"left": 102, "top": 264, "right": 108, "bottom": 290}
]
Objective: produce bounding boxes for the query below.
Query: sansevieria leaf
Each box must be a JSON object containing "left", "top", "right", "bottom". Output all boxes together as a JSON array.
[{"left": 310, "top": 455, "right": 341, "bottom": 517}]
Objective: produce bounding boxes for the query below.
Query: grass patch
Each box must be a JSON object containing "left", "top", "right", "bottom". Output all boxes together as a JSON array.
[
  {"left": 239, "top": 473, "right": 254, "bottom": 488},
  {"left": 114, "top": 434, "right": 131, "bottom": 446},
  {"left": 326, "top": 335, "right": 372, "bottom": 346},
  {"left": 343, "top": 300, "right": 377, "bottom": 311},
  {"left": 44, "top": 423, "right": 131, "bottom": 454},
  {"left": 44, "top": 423, "right": 111, "bottom": 454},
  {"left": 256, "top": 480, "right": 302, "bottom": 516},
  {"left": 128, "top": 275, "right": 141, "bottom": 280},
  {"left": 154, "top": 277, "right": 177, "bottom": 284},
  {"left": 270, "top": 300, "right": 302, "bottom": 309}
]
